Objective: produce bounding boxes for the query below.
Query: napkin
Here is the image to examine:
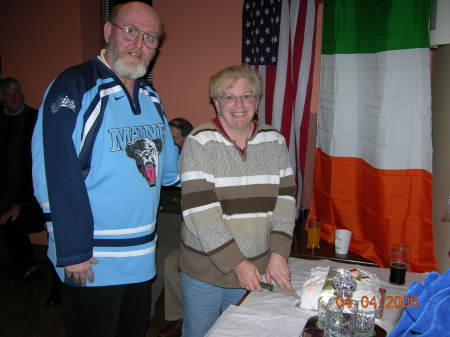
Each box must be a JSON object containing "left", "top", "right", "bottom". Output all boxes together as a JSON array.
[{"left": 204, "top": 305, "right": 309, "bottom": 337}]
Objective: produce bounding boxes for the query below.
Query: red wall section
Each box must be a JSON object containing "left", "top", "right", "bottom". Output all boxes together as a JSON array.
[
  {"left": 153, "top": 0, "right": 243, "bottom": 126},
  {"left": 0, "top": 0, "right": 100, "bottom": 109}
]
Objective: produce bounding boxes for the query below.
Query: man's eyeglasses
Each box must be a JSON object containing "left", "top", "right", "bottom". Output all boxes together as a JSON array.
[
  {"left": 219, "top": 94, "right": 257, "bottom": 105},
  {"left": 110, "top": 22, "right": 159, "bottom": 49}
]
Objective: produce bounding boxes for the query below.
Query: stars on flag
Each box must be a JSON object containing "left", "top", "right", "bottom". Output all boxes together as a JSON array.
[{"left": 242, "top": 0, "right": 282, "bottom": 65}]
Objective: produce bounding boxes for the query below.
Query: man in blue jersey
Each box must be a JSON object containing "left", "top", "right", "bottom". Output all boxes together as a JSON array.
[{"left": 31, "top": 2, "right": 179, "bottom": 337}]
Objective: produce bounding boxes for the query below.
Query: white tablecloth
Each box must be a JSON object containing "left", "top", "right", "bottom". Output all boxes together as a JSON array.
[{"left": 206, "top": 258, "right": 425, "bottom": 337}]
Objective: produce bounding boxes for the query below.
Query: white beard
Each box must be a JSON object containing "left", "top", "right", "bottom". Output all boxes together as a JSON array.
[
  {"left": 106, "top": 44, "right": 150, "bottom": 80},
  {"left": 112, "top": 56, "right": 147, "bottom": 80}
]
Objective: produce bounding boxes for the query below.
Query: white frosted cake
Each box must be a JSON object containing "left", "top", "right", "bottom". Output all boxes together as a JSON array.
[{"left": 298, "top": 266, "right": 380, "bottom": 311}]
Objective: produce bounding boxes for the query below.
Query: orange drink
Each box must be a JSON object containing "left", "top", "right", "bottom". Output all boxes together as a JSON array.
[
  {"left": 307, "top": 227, "right": 320, "bottom": 248},
  {"left": 306, "top": 218, "right": 320, "bottom": 249}
]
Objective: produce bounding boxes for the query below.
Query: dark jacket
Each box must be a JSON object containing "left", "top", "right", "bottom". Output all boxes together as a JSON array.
[{"left": 0, "top": 105, "right": 43, "bottom": 231}]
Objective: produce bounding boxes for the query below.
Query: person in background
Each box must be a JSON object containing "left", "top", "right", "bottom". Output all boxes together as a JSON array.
[
  {"left": 178, "top": 65, "right": 296, "bottom": 337},
  {"left": 0, "top": 78, "right": 63, "bottom": 304},
  {"left": 169, "top": 118, "right": 193, "bottom": 151},
  {"left": 0, "top": 77, "right": 44, "bottom": 285},
  {"left": 31, "top": 2, "right": 179, "bottom": 337},
  {"left": 157, "top": 118, "right": 193, "bottom": 337},
  {"left": 159, "top": 118, "right": 193, "bottom": 213}
]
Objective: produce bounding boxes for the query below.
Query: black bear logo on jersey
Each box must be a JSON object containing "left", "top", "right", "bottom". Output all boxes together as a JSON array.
[{"left": 126, "top": 138, "right": 162, "bottom": 187}]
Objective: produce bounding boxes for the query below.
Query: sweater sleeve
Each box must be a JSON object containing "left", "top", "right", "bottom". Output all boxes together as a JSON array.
[
  {"left": 42, "top": 72, "right": 94, "bottom": 267},
  {"left": 180, "top": 135, "right": 245, "bottom": 274},
  {"left": 270, "top": 137, "right": 296, "bottom": 258}
]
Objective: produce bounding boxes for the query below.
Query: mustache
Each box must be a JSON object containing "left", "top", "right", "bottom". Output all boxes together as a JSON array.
[{"left": 125, "top": 48, "right": 143, "bottom": 57}]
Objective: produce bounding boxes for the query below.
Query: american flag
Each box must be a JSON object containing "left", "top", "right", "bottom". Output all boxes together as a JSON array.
[{"left": 242, "top": 0, "right": 318, "bottom": 214}]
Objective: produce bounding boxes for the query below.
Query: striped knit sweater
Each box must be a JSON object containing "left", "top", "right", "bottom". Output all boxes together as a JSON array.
[{"left": 179, "top": 120, "right": 296, "bottom": 288}]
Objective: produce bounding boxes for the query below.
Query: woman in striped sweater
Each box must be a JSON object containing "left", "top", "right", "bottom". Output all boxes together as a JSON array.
[{"left": 179, "top": 65, "right": 296, "bottom": 337}]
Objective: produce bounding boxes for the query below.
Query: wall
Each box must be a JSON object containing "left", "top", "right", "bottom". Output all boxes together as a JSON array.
[
  {"left": 81, "top": 0, "right": 103, "bottom": 61},
  {"left": 431, "top": 45, "right": 450, "bottom": 273},
  {"left": 0, "top": 0, "right": 100, "bottom": 108},
  {"left": 153, "top": 0, "right": 243, "bottom": 126}
]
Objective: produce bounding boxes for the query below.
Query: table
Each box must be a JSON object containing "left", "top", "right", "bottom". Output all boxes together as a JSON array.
[
  {"left": 290, "top": 226, "right": 379, "bottom": 267},
  {"left": 205, "top": 258, "right": 425, "bottom": 337}
]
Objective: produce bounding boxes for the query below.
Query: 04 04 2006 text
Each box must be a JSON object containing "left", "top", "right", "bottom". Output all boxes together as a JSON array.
[{"left": 335, "top": 295, "right": 419, "bottom": 308}]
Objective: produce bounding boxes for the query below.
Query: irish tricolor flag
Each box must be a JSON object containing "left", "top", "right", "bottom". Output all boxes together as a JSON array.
[{"left": 311, "top": 0, "right": 436, "bottom": 272}]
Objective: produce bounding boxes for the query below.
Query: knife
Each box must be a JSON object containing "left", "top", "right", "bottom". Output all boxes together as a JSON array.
[{"left": 260, "top": 282, "right": 299, "bottom": 298}]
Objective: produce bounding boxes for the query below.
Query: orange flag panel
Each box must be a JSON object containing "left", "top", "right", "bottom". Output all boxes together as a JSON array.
[{"left": 310, "top": 149, "right": 436, "bottom": 273}]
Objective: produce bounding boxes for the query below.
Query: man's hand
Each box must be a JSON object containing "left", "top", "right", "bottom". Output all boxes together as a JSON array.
[
  {"left": 233, "top": 259, "right": 262, "bottom": 291},
  {"left": 0, "top": 205, "right": 21, "bottom": 225},
  {"left": 64, "top": 257, "right": 99, "bottom": 287},
  {"left": 265, "top": 252, "right": 295, "bottom": 293}
]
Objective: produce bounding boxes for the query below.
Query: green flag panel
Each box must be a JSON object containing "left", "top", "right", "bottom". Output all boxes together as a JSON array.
[{"left": 322, "top": 0, "right": 431, "bottom": 54}]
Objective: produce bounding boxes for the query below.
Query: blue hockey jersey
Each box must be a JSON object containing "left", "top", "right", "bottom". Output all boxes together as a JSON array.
[{"left": 32, "top": 55, "right": 179, "bottom": 286}]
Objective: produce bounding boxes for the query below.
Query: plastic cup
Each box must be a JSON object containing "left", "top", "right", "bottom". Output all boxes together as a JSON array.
[{"left": 335, "top": 229, "right": 352, "bottom": 255}]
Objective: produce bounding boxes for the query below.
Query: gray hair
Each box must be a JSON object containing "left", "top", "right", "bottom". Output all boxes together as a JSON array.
[{"left": 0, "top": 77, "right": 21, "bottom": 99}]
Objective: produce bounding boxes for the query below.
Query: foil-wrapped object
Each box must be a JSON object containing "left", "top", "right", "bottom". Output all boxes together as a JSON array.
[
  {"left": 297, "top": 266, "right": 379, "bottom": 311},
  {"left": 330, "top": 270, "right": 357, "bottom": 297}
]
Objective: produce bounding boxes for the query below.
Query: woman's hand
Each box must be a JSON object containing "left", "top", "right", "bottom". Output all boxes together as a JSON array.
[
  {"left": 265, "top": 252, "right": 295, "bottom": 293},
  {"left": 234, "top": 259, "right": 263, "bottom": 291}
]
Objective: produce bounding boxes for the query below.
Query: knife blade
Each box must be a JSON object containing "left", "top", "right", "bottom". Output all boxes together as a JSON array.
[{"left": 260, "top": 282, "right": 299, "bottom": 298}]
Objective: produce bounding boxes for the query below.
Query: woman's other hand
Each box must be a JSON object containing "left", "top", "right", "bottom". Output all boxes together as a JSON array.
[{"left": 265, "top": 252, "right": 295, "bottom": 293}]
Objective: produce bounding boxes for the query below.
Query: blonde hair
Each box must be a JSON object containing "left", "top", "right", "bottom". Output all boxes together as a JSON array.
[{"left": 209, "top": 65, "right": 262, "bottom": 99}]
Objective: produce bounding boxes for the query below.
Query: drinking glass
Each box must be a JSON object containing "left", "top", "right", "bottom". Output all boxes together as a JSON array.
[
  {"left": 307, "top": 218, "right": 320, "bottom": 250},
  {"left": 352, "top": 301, "right": 377, "bottom": 337},
  {"left": 324, "top": 296, "right": 353, "bottom": 337},
  {"left": 389, "top": 243, "right": 409, "bottom": 285}
]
